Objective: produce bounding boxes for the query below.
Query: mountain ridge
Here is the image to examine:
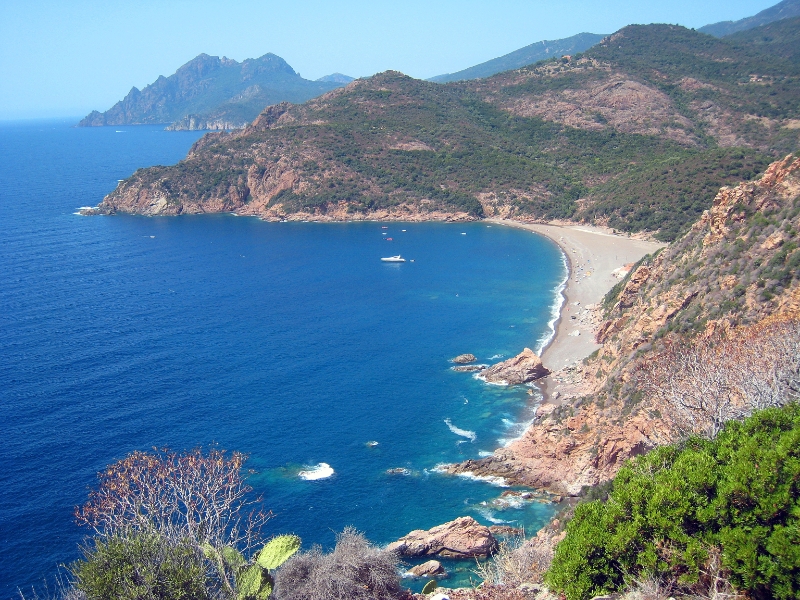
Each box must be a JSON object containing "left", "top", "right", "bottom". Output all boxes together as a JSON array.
[
  {"left": 429, "top": 32, "right": 607, "bottom": 83},
  {"left": 86, "top": 21, "right": 800, "bottom": 242},
  {"left": 78, "top": 53, "right": 346, "bottom": 131},
  {"left": 429, "top": 0, "right": 800, "bottom": 85},
  {"left": 700, "top": 0, "right": 800, "bottom": 37}
]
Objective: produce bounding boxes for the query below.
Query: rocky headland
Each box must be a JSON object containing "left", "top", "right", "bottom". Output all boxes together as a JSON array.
[
  {"left": 80, "top": 20, "right": 800, "bottom": 244},
  {"left": 444, "top": 155, "right": 800, "bottom": 496}
]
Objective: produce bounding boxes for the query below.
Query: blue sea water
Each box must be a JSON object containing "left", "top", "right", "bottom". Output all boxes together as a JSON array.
[{"left": 0, "top": 120, "right": 566, "bottom": 596}]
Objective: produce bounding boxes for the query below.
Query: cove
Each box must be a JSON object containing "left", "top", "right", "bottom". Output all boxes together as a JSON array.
[{"left": 0, "top": 122, "right": 564, "bottom": 594}]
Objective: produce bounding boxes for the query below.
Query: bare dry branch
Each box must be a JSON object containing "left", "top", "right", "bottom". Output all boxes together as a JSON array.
[
  {"left": 639, "top": 318, "right": 800, "bottom": 439},
  {"left": 75, "top": 447, "right": 271, "bottom": 554}
]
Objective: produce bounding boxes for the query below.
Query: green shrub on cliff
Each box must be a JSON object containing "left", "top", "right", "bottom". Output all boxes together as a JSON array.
[
  {"left": 72, "top": 532, "right": 209, "bottom": 600},
  {"left": 545, "top": 404, "right": 800, "bottom": 600}
]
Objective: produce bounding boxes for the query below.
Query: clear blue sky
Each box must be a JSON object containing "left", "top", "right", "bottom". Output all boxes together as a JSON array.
[{"left": 0, "top": 0, "right": 779, "bottom": 119}]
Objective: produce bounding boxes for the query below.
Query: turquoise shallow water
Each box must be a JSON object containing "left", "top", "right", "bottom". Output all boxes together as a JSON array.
[{"left": 0, "top": 120, "right": 565, "bottom": 595}]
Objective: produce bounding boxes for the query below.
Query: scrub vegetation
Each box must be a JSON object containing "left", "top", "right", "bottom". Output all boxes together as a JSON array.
[{"left": 107, "top": 20, "right": 800, "bottom": 241}]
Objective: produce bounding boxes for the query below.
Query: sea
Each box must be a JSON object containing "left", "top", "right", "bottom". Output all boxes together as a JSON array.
[{"left": 0, "top": 120, "right": 567, "bottom": 596}]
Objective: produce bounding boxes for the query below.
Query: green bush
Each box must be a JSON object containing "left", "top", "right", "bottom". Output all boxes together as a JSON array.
[
  {"left": 73, "top": 531, "right": 209, "bottom": 600},
  {"left": 545, "top": 404, "right": 800, "bottom": 600}
]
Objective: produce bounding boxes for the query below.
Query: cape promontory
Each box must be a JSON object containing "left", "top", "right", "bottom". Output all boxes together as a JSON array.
[
  {"left": 89, "top": 21, "right": 800, "bottom": 242},
  {"left": 78, "top": 53, "right": 348, "bottom": 131}
]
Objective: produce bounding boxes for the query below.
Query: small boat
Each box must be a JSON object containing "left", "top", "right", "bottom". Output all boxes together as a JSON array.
[{"left": 381, "top": 255, "right": 406, "bottom": 262}]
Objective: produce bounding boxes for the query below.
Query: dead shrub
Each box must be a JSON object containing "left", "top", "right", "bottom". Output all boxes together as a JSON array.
[{"left": 272, "top": 527, "right": 407, "bottom": 600}]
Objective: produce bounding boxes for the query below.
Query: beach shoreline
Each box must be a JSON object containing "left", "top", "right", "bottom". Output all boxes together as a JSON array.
[{"left": 486, "top": 219, "right": 666, "bottom": 407}]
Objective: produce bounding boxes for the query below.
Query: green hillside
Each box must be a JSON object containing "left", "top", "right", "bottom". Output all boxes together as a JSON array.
[
  {"left": 98, "top": 23, "right": 800, "bottom": 241},
  {"left": 726, "top": 14, "right": 800, "bottom": 62},
  {"left": 429, "top": 32, "right": 606, "bottom": 83}
]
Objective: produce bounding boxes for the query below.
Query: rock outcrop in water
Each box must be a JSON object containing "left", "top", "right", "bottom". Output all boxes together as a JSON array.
[
  {"left": 387, "top": 517, "right": 497, "bottom": 558},
  {"left": 406, "top": 560, "right": 446, "bottom": 577},
  {"left": 451, "top": 354, "right": 477, "bottom": 364},
  {"left": 480, "top": 348, "right": 549, "bottom": 385}
]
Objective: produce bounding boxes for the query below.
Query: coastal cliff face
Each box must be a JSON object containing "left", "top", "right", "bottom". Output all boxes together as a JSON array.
[
  {"left": 598, "top": 154, "right": 800, "bottom": 356},
  {"left": 86, "top": 21, "right": 800, "bottom": 239},
  {"left": 446, "top": 155, "right": 800, "bottom": 495}
]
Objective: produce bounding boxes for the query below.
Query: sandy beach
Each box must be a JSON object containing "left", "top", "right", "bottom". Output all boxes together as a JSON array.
[{"left": 488, "top": 219, "right": 666, "bottom": 375}]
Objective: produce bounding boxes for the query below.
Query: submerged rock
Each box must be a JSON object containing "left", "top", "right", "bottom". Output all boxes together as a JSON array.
[
  {"left": 452, "top": 364, "right": 487, "bottom": 372},
  {"left": 386, "top": 467, "right": 411, "bottom": 475},
  {"left": 480, "top": 348, "right": 549, "bottom": 385},
  {"left": 488, "top": 525, "right": 523, "bottom": 537},
  {"left": 386, "top": 516, "right": 497, "bottom": 558},
  {"left": 452, "top": 353, "right": 477, "bottom": 364}
]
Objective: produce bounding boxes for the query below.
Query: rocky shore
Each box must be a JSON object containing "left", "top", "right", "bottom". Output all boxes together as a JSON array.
[
  {"left": 387, "top": 517, "right": 498, "bottom": 559},
  {"left": 442, "top": 222, "right": 665, "bottom": 496}
]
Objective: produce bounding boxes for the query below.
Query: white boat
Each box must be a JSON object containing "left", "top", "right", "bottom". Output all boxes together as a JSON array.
[{"left": 381, "top": 255, "right": 406, "bottom": 263}]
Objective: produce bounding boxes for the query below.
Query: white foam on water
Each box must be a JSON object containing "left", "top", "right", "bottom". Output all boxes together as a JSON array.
[
  {"left": 493, "top": 496, "right": 527, "bottom": 510},
  {"left": 495, "top": 390, "right": 543, "bottom": 447},
  {"left": 473, "top": 373, "right": 507, "bottom": 386},
  {"left": 535, "top": 251, "right": 569, "bottom": 355},
  {"left": 298, "top": 462, "right": 334, "bottom": 480},
  {"left": 488, "top": 354, "right": 504, "bottom": 360},
  {"left": 451, "top": 470, "right": 509, "bottom": 488},
  {"left": 498, "top": 415, "right": 538, "bottom": 448},
  {"left": 475, "top": 508, "right": 513, "bottom": 524},
  {"left": 478, "top": 450, "right": 494, "bottom": 457},
  {"left": 444, "top": 418, "right": 476, "bottom": 442}
]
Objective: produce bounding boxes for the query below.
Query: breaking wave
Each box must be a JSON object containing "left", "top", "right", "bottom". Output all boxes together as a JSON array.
[
  {"left": 535, "top": 251, "right": 569, "bottom": 355},
  {"left": 298, "top": 462, "right": 334, "bottom": 480}
]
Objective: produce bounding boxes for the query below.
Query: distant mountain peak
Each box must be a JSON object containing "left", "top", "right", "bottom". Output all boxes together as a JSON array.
[
  {"left": 700, "top": 0, "right": 800, "bottom": 37},
  {"left": 78, "top": 51, "right": 346, "bottom": 130},
  {"left": 316, "top": 73, "right": 355, "bottom": 83}
]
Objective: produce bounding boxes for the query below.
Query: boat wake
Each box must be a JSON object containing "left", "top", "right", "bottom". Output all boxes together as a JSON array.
[{"left": 444, "top": 418, "right": 476, "bottom": 442}]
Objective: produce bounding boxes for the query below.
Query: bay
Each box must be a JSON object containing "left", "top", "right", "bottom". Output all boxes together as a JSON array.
[{"left": 0, "top": 121, "right": 564, "bottom": 596}]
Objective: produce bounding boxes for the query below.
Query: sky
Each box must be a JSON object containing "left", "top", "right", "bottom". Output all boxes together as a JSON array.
[{"left": 0, "top": 0, "right": 780, "bottom": 120}]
